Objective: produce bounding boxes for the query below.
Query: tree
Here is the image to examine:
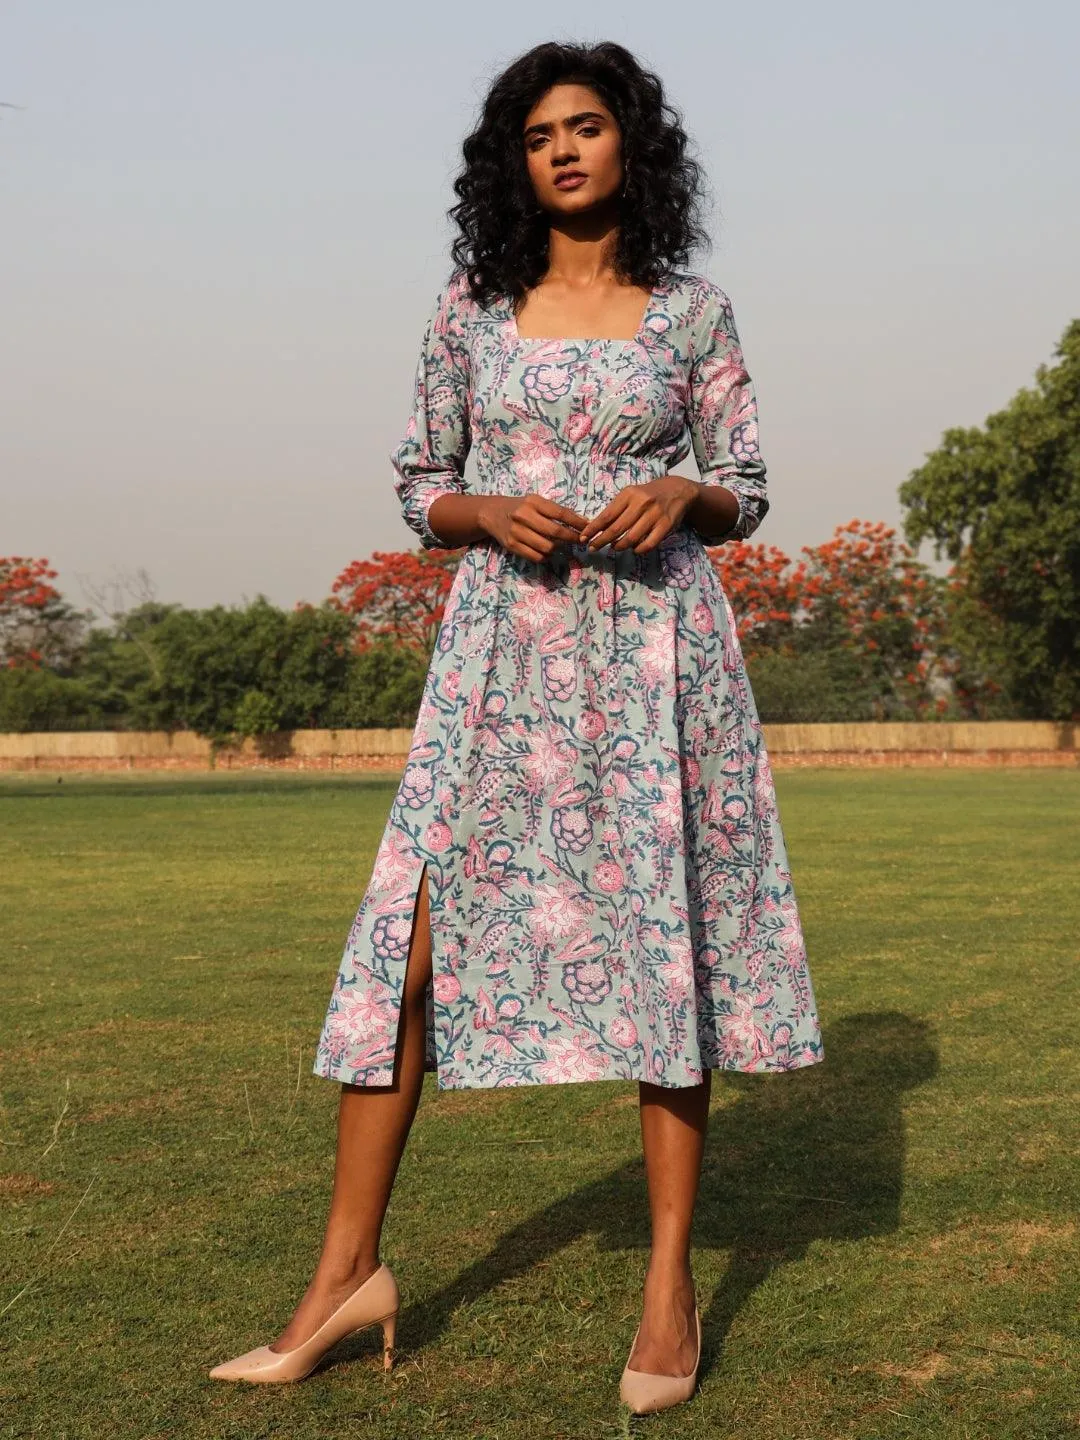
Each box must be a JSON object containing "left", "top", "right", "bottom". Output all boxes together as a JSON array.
[
  {"left": 706, "top": 541, "right": 807, "bottom": 650},
  {"left": 0, "top": 556, "right": 88, "bottom": 670},
  {"left": 0, "top": 667, "right": 102, "bottom": 732},
  {"left": 136, "top": 598, "right": 358, "bottom": 739},
  {"left": 78, "top": 602, "right": 179, "bottom": 729},
  {"left": 899, "top": 319, "right": 1080, "bottom": 719},
  {"left": 322, "top": 639, "right": 429, "bottom": 729},
  {"left": 707, "top": 520, "right": 950, "bottom": 720},
  {"left": 330, "top": 549, "right": 460, "bottom": 655}
]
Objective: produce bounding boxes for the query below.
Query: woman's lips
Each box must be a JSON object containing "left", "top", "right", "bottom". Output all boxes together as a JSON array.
[{"left": 554, "top": 173, "right": 587, "bottom": 189}]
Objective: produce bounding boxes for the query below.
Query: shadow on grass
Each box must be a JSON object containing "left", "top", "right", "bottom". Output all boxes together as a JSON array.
[{"left": 328, "top": 1010, "right": 937, "bottom": 1381}]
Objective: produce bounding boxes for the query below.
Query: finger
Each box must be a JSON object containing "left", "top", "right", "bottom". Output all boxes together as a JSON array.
[
  {"left": 579, "top": 512, "right": 611, "bottom": 542},
  {"left": 612, "top": 508, "right": 664, "bottom": 551},
  {"left": 513, "top": 530, "right": 556, "bottom": 558},
  {"left": 631, "top": 518, "right": 672, "bottom": 555},
  {"left": 580, "top": 484, "right": 652, "bottom": 534},
  {"left": 523, "top": 513, "right": 583, "bottom": 540},
  {"left": 511, "top": 539, "right": 550, "bottom": 563},
  {"left": 588, "top": 502, "right": 646, "bottom": 550},
  {"left": 581, "top": 498, "right": 630, "bottom": 544},
  {"left": 534, "top": 498, "right": 588, "bottom": 529}
]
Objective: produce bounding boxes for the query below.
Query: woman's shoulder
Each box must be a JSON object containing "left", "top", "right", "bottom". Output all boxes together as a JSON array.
[
  {"left": 428, "top": 268, "right": 509, "bottom": 337},
  {"left": 662, "top": 268, "right": 735, "bottom": 320},
  {"left": 416, "top": 269, "right": 497, "bottom": 362},
  {"left": 659, "top": 271, "right": 745, "bottom": 364}
]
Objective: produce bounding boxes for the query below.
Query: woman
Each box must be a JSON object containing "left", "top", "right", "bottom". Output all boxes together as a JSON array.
[{"left": 210, "top": 39, "right": 824, "bottom": 1415}]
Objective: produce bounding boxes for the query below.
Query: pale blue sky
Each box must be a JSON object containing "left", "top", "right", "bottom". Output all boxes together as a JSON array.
[{"left": 3, "top": 1, "right": 1077, "bottom": 608}]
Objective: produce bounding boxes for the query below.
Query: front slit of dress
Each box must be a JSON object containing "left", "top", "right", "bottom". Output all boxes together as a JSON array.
[{"left": 388, "top": 859, "right": 433, "bottom": 1077}]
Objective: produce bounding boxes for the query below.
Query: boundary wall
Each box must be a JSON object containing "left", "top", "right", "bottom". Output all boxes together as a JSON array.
[{"left": 0, "top": 723, "right": 1075, "bottom": 771}]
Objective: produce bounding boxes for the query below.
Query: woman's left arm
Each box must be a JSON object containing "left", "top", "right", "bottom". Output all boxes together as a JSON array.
[
  {"left": 579, "top": 282, "right": 769, "bottom": 554},
  {"left": 683, "top": 283, "right": 770, "bottom": 544}
]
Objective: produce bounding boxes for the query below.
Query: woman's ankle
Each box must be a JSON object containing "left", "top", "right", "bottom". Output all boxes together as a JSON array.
[
  {"left": 314, "top": 1240, "right": 381, "bottom": 1288},
  {"left": 644, "top": 1253, "right": 694, "bottom": 1292}
]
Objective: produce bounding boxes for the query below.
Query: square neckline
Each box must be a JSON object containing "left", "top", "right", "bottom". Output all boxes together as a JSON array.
[{"left": 506, "top": 277, "right": 664, "bottom": 347}]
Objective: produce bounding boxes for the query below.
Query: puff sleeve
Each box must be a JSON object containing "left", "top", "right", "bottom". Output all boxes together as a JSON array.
[
  {"left": 390, "top": 275, "right": 473, "bottom": 550},
  {"left": 686, "top": 282, "right": 770, "bottom": 542}
]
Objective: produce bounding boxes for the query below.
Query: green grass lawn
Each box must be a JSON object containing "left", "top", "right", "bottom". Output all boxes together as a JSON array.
[{"left": 0, "top": 769, "right": 1076, "bottom": 1440}]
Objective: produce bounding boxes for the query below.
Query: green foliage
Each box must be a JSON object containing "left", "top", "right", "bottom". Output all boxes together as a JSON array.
[
  {"left": 0, "top": 596, "right": 431, "bottom": 736},
  {"left": 85, "top": 597, "right": 358, "bottom": 740},
  {"left": 77, "top": 602, "right": 178, "bottom": 729},
  {"left": 323, "top": 639, "right": 429, "bottom": 729},
  {"left": 900, "top": 319, "right": 1080, "bottom": 719},
  {"left": 747, "top": 645, "right": 877, "bottom": 724},
  {"left": 0, "top": 666, "right": 103, "bottom": 731},
  {"left": 232, "top": 688, "right": 283, "bottom": 737}
]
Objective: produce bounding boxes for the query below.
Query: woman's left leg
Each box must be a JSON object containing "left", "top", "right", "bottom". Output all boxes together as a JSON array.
[{"left": 630, "top": 1069, "right": 711, "bottom": 1375}]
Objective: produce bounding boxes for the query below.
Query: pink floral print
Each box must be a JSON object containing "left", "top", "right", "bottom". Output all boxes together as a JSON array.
[{"left": 313, "top": 268, "right": 824, "bottom": 1090}]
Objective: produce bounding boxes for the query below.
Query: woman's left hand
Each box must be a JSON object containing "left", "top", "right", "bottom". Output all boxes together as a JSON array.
[{"left": 579, "top": 474, "right": 700, "bottom": 556}]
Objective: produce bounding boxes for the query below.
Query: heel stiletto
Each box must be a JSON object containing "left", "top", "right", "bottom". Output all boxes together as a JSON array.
[
  {"left": 208, "top": 1262, "right": 400, "bottom": 1383},
  {"left": 619, "top": 1304, "right": 702, "bottom": 1415}
]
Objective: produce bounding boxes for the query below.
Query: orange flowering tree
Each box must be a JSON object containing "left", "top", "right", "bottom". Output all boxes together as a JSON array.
[
  {"left": 0, "top": 556, "right": 87, "bottom": 669},
  {"left": 707, "top": 541, "right": 809, "bottom": 650},
  {"left": 329, "top": 548, "right": 461, "bottom": 655},
  {"left": 708, "top": 520, "right": 950, "bottom": 719}
]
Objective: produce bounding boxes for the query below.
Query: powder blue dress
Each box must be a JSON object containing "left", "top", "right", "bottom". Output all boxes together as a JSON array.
[{"left": 313, "top": 268, "right": 824, "bottom": 1090}]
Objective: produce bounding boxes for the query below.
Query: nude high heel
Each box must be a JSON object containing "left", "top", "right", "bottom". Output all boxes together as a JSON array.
[
  {"left": 208, "top": 1262, "right": 400, "bottom": 1383},
  {"left": 619, "top": 1303, "right": 702, "bottom": 1415}
]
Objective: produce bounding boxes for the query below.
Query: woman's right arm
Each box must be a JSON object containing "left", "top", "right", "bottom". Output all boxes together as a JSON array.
[
  {"left": 390, "top": 278, "right": 476, "bottom": 550},
  {"left": 391, "top": 275, "right": 586, "bottom": 558}
]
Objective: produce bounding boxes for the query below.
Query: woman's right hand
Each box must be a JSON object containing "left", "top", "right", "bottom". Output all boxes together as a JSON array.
[{"left": 478, "top": 494, "right": 589, "bottom": 562}]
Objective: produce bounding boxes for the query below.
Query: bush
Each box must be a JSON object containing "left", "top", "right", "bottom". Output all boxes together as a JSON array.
[
  {"left": 232, "top": 689, "right": 283, "bottom": 738},
  {"left": 0, "top": 667, "right": 103, "bottom": 732},
  {"left": 747, "top": 648, "right": 878, "bottom": 724},
  {"left": 82, "top": 598, "right": 360, "bottom": 740},
  {"left": 324, "top": 641, "right": 429, "bottom": 728}
]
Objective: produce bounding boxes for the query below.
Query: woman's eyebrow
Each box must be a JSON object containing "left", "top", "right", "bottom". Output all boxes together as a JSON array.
[{"left": 523, "top": 110, "right": 608, "bottom": 139}]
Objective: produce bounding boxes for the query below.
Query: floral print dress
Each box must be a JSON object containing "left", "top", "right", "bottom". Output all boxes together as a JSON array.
[{"left": 313, "top": 267, "right": 824, "bottom": 1090}]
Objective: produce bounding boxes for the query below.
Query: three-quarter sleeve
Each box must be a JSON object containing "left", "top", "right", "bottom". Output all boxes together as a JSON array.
[
  {"left": 390, "top": 274, "right": 472, "bottom": 550},
  {"left": 686, "top": 282, "right": 769, "bottom": 542}
]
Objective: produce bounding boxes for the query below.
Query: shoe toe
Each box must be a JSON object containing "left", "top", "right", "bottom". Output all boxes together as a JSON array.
[
  {"left": 620, "top": 1368, "right": 695, "bottom": 1414},
  {"left": 209, "top": 1345, "right": 283, "bottom": 1382}
]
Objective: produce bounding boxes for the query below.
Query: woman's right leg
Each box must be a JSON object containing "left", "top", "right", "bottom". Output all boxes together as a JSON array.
[{"left": 271, "top": 864, "right": 433, "bottom": 1352}]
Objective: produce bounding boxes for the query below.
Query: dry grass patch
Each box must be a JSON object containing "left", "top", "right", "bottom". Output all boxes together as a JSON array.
[
  {"left": 920, "top": 1217, "right": 1075, "bottom": 1257},
  {"left": 998, "top": 1219, "right": 1077, "bottom": 1253},
  {"left": 904, "top": 1217, "right": 1076, "bottom": 1295},
  {"left": 1014, "top": 1130, "right": 1057, "bottom": 1164},
  {"left": 0, "top": 1173, "right": 57, "bottom": 1198},
  {"left": 942, "top": 989, "right": 1009, "bottom": 1019},
  {"left": 862, "top": 1349, "right": 956, "bottom": 1386}
]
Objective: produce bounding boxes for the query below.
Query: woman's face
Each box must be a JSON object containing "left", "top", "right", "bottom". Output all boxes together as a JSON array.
[{"left": 522, "top": 82, "right": 624, "bottom": 217}]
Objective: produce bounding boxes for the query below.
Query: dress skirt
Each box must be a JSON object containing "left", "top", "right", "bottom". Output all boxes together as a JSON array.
[{"left": 312, "top": 267, "right": 825, "bottom": 1090}]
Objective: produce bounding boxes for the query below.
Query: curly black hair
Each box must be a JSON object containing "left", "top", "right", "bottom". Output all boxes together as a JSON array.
[{"left": 448, "top": 40, "right": 711, "bottom": 309}]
